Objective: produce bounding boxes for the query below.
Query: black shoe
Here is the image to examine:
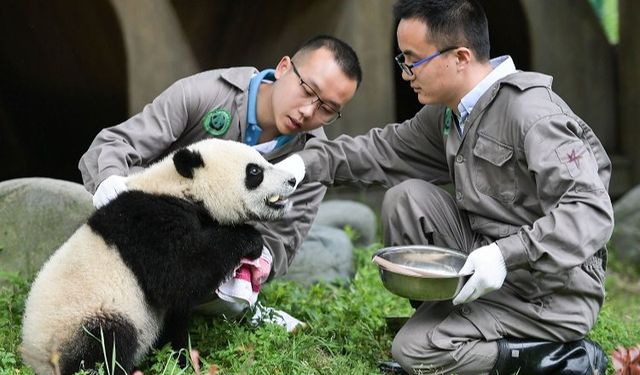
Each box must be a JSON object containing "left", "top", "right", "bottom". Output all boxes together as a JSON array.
[
  {"left": 582, "top": 339, "right": 608, "bottom": 374},
  {"left": 378, "top": 360, "right": 409, "bottom": 374},
  {"left": 492, "top": 338, "right": 608, "bottom": 375}
]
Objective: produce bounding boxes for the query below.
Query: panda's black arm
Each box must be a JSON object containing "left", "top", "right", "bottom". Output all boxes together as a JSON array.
[
  {"left": 89, "top": 192, "right": 263, "bottom": 308},
  {"left": 170, "top": 220, "right": 264, "bottom": 304},
  {"left": 143, "top": 223, "right": 261, "bottom": 309}
]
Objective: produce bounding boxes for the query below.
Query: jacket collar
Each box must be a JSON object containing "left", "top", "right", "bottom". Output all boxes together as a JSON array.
[
  {"left": 220, "top": 66, "right": 258, "bottom": 91},
  {"left": 499, "top": 71, "right": 553, "bottom": 91},
  {"left": 452, "top": 70, "right": 553, "bottom": 146}
]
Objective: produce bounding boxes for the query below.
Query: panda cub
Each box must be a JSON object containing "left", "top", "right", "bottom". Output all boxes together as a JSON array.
[{"left": 21, "top": 139, "right": 298, "bottom": 375}]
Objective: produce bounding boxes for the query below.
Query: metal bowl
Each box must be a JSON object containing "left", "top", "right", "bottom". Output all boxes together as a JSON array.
[{"left": 372, "top": 245, "right": 471, "bottom": 301}]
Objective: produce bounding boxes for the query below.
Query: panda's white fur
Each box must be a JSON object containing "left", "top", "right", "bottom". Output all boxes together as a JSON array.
[
  {"left": 127, "top": 138, "right": 295, "bottom": 224},
  {"left": 21, "top": 226, "right": 163, "bottom": 373},
  {"left": 21, "top": 139, "right": 296, "bottom": 375}
]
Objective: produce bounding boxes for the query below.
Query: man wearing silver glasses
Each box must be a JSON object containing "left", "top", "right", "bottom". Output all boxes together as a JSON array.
[
  {"left": 78, "top": 35, "right": 361, "bottom": 322},
  {"left": 278, "top": 0, "right": 612, "bottom": 374}
]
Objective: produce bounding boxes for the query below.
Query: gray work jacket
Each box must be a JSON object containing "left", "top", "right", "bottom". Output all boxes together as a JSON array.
[
  {"left": 79, "top": 67, "right": 327, "bottom": 278},
  {"left": 299, "top": 71, "right": 614, "bottom": 329}
]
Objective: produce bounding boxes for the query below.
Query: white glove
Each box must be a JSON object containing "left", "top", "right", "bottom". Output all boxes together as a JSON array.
[
  {"left": 274, "top": 154, "right": 305, "bottom": 188},
  {"left": 453, "top": 242, "right": 506, "bottom": 305},
  {"left": 93, "top": 175, "right": 128, "bottom": 208}
]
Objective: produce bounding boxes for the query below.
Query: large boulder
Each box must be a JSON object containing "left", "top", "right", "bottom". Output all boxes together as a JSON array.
[
  {"left": 284, "top": 225, "right": 354, "bottom": 286},
  {"left": 610, "top": 185, "right": 640, "bottom": 265},
  {"left": 313, "top": 199, "right": 377, "bottom": 246},
  {"left": 284, "top": 200, "right": 378, "bottom": 285},
  {"left": 0, "top": 178, "right": 94, "bottom": 282}
]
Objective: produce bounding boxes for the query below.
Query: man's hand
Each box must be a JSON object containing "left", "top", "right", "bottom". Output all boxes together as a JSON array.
[
  {"left": 452, "top": 243, "right": 506, "bottom": 305},
  {"left": 274, "top": 154, "right": 305, "bottom": 188},
  {"left": 93, "top": 175, "right": 128, "bottom": 208}
]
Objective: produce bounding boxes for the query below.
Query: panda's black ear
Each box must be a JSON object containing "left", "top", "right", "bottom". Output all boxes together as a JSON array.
[{"left": 173, "top": 148, "right": 205, "bottom": 179}]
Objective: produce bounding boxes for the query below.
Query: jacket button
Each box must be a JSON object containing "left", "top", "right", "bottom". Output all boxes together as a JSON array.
[
  {"left": 456, "top": 155, "right": 464, "bottom": 163},
  {"left": 461, "top": 306, "right": 471, "bottom": 315},
  {"left": 456, "top": 191, "right": 463, "bottom": 201}
]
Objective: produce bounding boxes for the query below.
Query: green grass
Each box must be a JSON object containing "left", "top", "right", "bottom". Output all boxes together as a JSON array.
[{"left": 1, "top": 245, "right": 638, "bottom": 374}]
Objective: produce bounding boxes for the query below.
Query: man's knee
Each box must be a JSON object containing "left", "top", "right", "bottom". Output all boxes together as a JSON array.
[
  {"left": 391, "top": 334, "right": 417, "bottom": 373},
  {"left": 382, "top": 180, "right": 440, "bottom": 219},
  {"left": 391, "top": 332, "right": 453, "bottom": 374}
]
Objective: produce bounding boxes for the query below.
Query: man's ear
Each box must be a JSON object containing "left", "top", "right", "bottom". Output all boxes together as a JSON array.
[
  {"left": 274, "top": 56, "right": 292, "bottom": 80},
  {"left": 455, "top": 47, "right": 473, "bottom": 68},
  {"left": 173, "top": 148, "right": 204, "bottom": 179}
]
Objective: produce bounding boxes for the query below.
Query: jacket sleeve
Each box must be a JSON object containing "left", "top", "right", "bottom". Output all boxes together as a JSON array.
[
  {"left": 298, "top": 106, "right": 451, "bottom": 188},
  {"left": 78, "top": 78, "right": 193, "bottom": 193},
  {"left": 496, "top": 114, "right": 614, "bottom": 273},
  {"left": 252, "top": 179, "right": 327, "bottom": 279}
]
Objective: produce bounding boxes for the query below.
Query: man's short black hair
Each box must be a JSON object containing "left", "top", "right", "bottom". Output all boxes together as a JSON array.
[
  {"left": 393, "top": 0, "right": 490, "bottom": 62},
  {"left": 295, "top": 35, "right": 363, "bottom": 89}
]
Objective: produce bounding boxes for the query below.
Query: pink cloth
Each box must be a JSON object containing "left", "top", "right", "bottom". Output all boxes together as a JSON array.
[{"left": 216, "top": 247, "right": 272, "bottom": 307}]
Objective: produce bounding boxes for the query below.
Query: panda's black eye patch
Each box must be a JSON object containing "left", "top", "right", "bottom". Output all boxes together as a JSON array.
[{"left": 245, "top": 163, "right": 264, "bottom": 190}]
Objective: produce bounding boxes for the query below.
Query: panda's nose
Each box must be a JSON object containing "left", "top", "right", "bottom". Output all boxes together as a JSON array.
[{"left": 287, "top": 178, "right": 296, "bottom": 187}]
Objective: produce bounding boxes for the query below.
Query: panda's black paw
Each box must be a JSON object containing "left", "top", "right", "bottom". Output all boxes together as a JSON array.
[{"left": 246, "top": 244, "right": 263, "bottom": 260}]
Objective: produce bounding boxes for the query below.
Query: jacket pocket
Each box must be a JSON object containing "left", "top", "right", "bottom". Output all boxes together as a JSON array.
[{"left": 472, "top": 134, "right": 516, "bottom": 202}]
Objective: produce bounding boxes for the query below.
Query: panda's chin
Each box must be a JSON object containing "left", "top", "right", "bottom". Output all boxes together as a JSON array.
[
  {"left": 265, "top": 198, "right": 289, "bottom": 210},
  {"left": 260, "top": 198, "right": 292, "bottom": 220}
]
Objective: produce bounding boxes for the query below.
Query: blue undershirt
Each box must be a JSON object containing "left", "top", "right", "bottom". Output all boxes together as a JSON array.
[{"left": 245, "top": 69, "right": 293, "bottom": 150}]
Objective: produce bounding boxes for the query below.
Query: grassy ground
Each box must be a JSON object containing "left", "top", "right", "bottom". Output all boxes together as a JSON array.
[{"left": 1, "top": 244, "right": 639, "bottom": 374}]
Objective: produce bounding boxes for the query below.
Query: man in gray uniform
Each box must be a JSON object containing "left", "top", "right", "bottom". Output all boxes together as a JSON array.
[
  {"left": 277, "top": 1, "right": 613, "bottom": 374},
  {"left": 78, "top": 35, "right": 361, "bottom": 320}
]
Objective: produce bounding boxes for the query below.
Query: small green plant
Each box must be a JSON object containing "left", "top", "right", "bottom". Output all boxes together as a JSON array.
[
  {"left": 81, "top": 325, "right": 128, "bottom": 375},
  {"left": 342, "top": 225, "right": 361, "bottom": 244},
  {"left": 0, "top": 271, "right": 30, "bottom": 372}
]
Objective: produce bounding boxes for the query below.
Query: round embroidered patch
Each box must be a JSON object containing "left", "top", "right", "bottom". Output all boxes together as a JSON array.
[
  {"left": 203, "top": 109, "right": 232, "bottom": 136},
  {"left": 443, "top": 107, "right": 452, "bottom": 136}
]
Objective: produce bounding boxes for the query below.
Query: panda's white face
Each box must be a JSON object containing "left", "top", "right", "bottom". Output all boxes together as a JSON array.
[{"left": 128, "top": 139, "right": 297, "bottom": 224}]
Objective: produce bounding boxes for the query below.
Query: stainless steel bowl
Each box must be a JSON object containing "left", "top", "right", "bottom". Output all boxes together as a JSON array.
[{"left": 372, "top": 245, "right": 471, "bottom": 301}]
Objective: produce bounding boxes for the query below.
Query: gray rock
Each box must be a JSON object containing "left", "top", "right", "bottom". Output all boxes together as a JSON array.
[
  {"left": 610, "top": 185, "right": 640, "bottom": 264},
  {"left": 284, "top": 225, "right": 354, "bottom": 286},
  {"left": 0, "top": 178, "right": 94, "bottom": 281},
  {"left": 314, "top": 199, "right": 377, "bottom": 246},
  {"left": 612, "top": 184, "right": 640, "bottom": 222}
]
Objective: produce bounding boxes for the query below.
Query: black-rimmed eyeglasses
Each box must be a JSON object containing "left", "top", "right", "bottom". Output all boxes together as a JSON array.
[
  {"left": 394, "top": 46, "right": 459, "bottom": 77},
  {"left": 291, "top": 61, "right": 342, "bottom": 125}
]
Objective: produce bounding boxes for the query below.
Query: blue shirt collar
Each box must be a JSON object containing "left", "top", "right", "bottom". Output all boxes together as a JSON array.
[
  {"left": 247, "top": 69, "right": 275, "bottom": 127},
  {"left": 245, "top": 69, "right": 293, "bottom": 148}
]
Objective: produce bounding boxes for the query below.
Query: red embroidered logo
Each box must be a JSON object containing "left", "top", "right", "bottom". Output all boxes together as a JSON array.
[{"left": 567, "top": 149, "right": 581, "bottom": 168}]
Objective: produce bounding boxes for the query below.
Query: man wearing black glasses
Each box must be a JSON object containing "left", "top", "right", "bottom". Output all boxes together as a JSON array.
[
  {"left": 79, "top": 35, "right": 361, "bottom": 324},
  {"left": 278, "top": 0, "right": 612, "bottom": 373}
]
